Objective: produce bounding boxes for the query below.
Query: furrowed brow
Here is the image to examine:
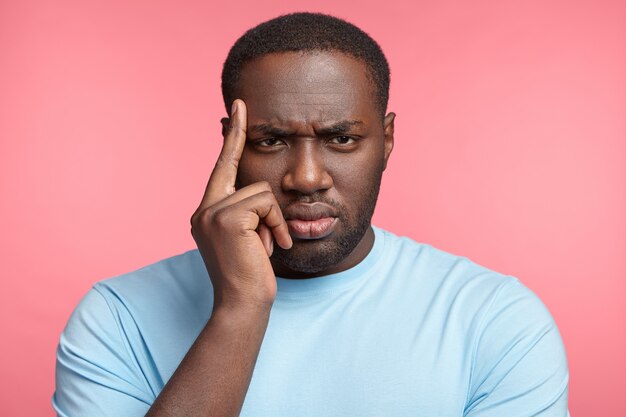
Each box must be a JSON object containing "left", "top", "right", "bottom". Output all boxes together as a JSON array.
[
  {"left": 315, "top": 120, "right": 364, "bottom": 136},
  {"left": 248, "top": 123, "right": 293, "bottom": 138}
]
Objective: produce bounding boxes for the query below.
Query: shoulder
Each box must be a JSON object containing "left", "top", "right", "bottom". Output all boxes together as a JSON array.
[
  {"left": 60, "top": 249, "right": 212, "bottom": 361},
  {"left": 374, "top": 226, "right": 519, "bottom": 301},
  {"left": 373, "top": 227, "right": 569, "bottom": 413},
  {"left": 96, "top": 249, "right": 207, "bottom": 295},
  {"left": 92, "top": 249, "right": 210, "bottom": 312},
  {"left": 60, "top": 248, "right": 210, "bottom": 340},
  {"left": 55, "top": 250, "right": 212, "bottom": 405},
  {"left": 373, "top": 226, "right": 561, "bottom": 343}
]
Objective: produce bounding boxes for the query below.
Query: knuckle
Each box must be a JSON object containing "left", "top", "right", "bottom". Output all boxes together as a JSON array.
[
  {"left": 190, "top": 214, "right": 204, "bottom": 239},
  {"left": 190, "top": 208, "right": 209, "bottom": 232},
  {"left": 194, "top": 207, "right": 216, "bottom": 226},
  {"left": 212, "top": 208, "right": 231, "bottom": 228},
  {"left": 190, "top": 208, "right": 204, "bottom": 227},
  {"left": 228, "top": 124, "right": 246, "bottom": 135}
]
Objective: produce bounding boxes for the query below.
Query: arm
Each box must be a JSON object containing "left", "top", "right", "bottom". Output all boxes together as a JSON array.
[
  {"left": 146, "top": 99, "right": 291, "bottom": 417},
  {"left": 54, "top": 289, "right": 272, "bottom": 417},
  {"left": 145, "top": 304, "right": 271, "bottom": 417},
  {"left": 54, "top": 99, "right": 291, "bottom": 417}
]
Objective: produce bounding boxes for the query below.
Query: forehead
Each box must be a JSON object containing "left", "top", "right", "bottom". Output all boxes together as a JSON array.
[{"left": 235, "top": 51, "right": 378, "bottom": 126}]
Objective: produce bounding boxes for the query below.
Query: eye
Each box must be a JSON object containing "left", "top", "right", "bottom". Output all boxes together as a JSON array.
[
  {"left": 255, "top": 138, "right": 286, "bottom": 147},
  {"left": 328, "top": 136, "right": 356, "bottom": 145}
]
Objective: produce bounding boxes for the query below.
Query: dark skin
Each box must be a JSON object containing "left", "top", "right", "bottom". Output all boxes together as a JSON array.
[{"left": 146, "top": 51, "right": 395, "bottom": 417}]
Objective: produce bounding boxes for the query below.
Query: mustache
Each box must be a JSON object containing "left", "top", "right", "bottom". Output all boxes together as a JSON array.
[
  {"left": 281, "top": 193, "right": 345, "bottom": 215},
  {"left": 282, "top": 193, "right": 340, "bottom": 206}
]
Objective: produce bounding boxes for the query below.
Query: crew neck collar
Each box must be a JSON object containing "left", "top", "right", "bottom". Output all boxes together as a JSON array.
[{"left": 275, "top": 226, "right": 386, "bottom": 298}]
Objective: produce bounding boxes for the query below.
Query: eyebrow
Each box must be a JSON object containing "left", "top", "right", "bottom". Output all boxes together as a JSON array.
[
  {"left": 248, "top": 120, "right": 364, "bottom": 137},
  {"left": 248, "top": 124, "right": 293, "bottom": 138},
  {"left": 316, "top": 120, "right": 364, "bottom": 136}
]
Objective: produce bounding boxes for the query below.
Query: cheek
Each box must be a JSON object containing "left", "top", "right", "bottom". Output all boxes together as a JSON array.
[
  {"left": 236, "top": 149, "right": 286, "bottom": 189},
  {"left": 327, "top": 145, "right": 384, "bottom": 186}
]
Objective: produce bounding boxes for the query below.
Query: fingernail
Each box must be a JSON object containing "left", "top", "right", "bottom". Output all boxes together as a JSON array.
[
  {"left": 269, "top": 239, "right": 274, "bottom": 257},
  {"left": 231, "top": 100, "right": 238, "bottom": 117}
]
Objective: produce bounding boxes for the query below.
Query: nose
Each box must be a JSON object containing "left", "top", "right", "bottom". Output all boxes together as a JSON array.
[{"left": 281, "top": 140, "right": 333, "bottom": 195}]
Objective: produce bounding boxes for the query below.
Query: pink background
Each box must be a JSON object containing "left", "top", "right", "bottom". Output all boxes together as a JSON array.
[{"left": 1, "top": 0, "right": 624, "bottom": 415}]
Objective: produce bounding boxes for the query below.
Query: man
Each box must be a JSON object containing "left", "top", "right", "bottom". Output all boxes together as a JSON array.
[{"left": 53, "top": 12, "right": 569, "bottom": 417}]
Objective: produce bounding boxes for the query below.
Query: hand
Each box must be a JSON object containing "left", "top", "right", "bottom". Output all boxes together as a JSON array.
[{"left": 190, "top": 99, "right": 292, "bottom": 310}]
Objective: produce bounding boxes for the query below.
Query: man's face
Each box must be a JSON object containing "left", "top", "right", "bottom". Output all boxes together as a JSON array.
[{"left": 228, "top": 51, "right": 394, "bottom": 278}]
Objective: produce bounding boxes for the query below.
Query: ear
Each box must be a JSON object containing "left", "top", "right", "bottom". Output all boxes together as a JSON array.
[
  {"left": 220, "top": 117, "right": 230, "bottom": 138},
  {"left": 382, "top": 112, "right": 395, "bottom": 171}
]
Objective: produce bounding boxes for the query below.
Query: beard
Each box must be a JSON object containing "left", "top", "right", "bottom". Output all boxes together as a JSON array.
[{"left": 270, "top": 166, "right": 383, "bottom": 276}]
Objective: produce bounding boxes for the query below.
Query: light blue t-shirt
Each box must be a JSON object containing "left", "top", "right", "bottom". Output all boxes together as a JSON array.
[{"left": 53, "top": 227, "right": 569, "bottom": 416}]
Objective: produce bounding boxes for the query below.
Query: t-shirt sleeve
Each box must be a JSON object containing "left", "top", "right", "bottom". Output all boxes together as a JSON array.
[
  {"left": 53, "top": 287, "right": 154, "bottom": 417},
  {"left": 464, "top": 280, "right": 570, "bottom": 417}
]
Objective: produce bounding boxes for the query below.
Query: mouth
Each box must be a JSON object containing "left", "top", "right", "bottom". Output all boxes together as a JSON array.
[{"left": 283, "top": 202, "right": 339, "bottom": 240}]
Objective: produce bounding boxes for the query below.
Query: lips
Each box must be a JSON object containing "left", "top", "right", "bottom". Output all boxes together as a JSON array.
[{"left": 283, "top": 202, "right": 339, "bottom": 239}]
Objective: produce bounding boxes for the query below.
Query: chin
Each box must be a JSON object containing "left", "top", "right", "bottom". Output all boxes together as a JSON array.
[
  {"left": 271, "top": 222, "right": 369, "bottom": 276},
  {"left": 272, "top": 241, "right": 345, "bottom": 274},
  {"left": 272, "top": 242, "right": 346, "bottom": 277}
]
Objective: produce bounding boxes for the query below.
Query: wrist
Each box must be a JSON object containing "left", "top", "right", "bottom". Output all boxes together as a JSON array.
[
  {"left": 213, "top": 288, "right": 275, "bottom": 313},
  {"left": 211, "top": 298, "right": 273, "bottom": 323}
]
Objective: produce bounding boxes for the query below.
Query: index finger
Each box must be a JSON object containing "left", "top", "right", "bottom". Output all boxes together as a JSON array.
[{"left": 200, "top": 99, "right": 248, "bottom": 209}]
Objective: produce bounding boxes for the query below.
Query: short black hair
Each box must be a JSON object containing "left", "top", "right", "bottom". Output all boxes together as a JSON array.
[{"left": 221, "top": 12, "right": 390, "bottom": 116}]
